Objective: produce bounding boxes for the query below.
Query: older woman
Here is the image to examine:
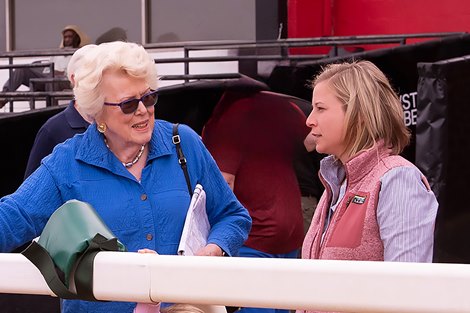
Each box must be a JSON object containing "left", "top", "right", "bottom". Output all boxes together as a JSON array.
[{"left": 0, "top": 41, "right": 251, "bottom": 313}]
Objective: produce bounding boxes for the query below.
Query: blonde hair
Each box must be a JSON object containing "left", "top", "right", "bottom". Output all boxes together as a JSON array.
[
  {"left": 161, "top": 304, "right": 205, "bottom": 313},
  {"left": 73, "top": 41, "right": 158, "bottom": 121},
  {"left": 312, "top": 60, "right": 410, "bottom": 158}
]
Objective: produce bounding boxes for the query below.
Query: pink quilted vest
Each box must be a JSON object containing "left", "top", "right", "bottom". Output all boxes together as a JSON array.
[
  {"left": 298, "top": 143, "right": 417, "bottom": 313},
  {"left": 303, "top": 143, "right": 415, "bottom": 261}
]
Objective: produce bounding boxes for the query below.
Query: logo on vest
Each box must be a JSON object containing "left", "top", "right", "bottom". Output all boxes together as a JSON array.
[{"left": 352, "top": 195, "right": 366, "bottom": 204}]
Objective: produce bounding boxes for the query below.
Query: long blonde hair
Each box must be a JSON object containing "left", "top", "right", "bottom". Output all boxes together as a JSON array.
[{"left": 313, "top": 60, "right": 410, "bottom": 158}]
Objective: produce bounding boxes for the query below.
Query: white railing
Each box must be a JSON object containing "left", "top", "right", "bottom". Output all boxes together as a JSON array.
[{"left": 0, "top": 252, "right": 469, "bottom": 313}]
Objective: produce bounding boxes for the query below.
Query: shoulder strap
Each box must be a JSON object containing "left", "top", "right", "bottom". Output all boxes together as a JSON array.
[{"left": 172, "top": 123, "right": 193, "bottom": 196}]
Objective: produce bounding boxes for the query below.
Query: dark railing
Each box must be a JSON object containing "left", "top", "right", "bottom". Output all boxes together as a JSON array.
[
  {"left": 0, "top": 32, "right": 465, "bottom": 112},
  {"left": 0, "top": 50, "right": 77, "bottom": 112},
  {"left": 0, "top": 48, "right": 76, "bottom": 60},
  {"left": 0, "top": 62, "right": 60, "bottom": 111},
  {"left": 29, "top": 77, "right": 70, "bottom": 90},
  {"left": 159, "top": 73, "right": 242, "bottom": 81},
  {"left": 146, "top": 32, "right": 466, "bottom": 82},
  {"left": 144, "top": 32, "right": 466, "bottom": 50},
  {"left": 1, "top": 91, "right": 73, "bottom": 109}
]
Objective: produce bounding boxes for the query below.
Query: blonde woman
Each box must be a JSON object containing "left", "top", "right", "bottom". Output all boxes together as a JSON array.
[{"left": 302, "top": 60, "right": 438, "bottom": 270}]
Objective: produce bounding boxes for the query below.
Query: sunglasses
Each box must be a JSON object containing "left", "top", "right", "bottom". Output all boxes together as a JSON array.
[{"left": 104, "top": 89, "right": 158, "bottom": 114}]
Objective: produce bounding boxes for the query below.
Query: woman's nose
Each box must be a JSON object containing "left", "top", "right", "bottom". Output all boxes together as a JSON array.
[
  {"left": 306, "top": 110, "right": 316, "bottom": 127},
  {"left": 136, "top": 100, "right": 147, "bottom": 113}
]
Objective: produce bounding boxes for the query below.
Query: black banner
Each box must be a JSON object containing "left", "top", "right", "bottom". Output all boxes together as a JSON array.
[
  {"left": 267, "top": 34, "right": 470, "bottom": 163},
  {"left": 417, "top": 56, "right": 470, "bottom": 263}
]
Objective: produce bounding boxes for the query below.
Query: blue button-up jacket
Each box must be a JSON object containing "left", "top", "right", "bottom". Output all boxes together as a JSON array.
[{"left": 0, "top": 120, "right": 251, "bottom": 313}]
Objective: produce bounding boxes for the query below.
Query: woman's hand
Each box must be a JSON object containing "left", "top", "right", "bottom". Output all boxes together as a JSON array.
[{"left": 195, "top": 243, "right": 225, "bottom": 256}]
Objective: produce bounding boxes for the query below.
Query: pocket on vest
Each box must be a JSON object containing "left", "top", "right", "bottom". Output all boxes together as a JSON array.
[{"left": 326, "top": 192, "right": 369, "bottom": 248}]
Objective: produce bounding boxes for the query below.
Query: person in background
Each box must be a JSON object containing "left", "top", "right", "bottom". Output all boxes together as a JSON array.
[
  {"left": 24, "top": 44, "right": 97, "bottom": 179},
  {"left": 202, "top": 90, "right": 308, "bottom": 313},
  {"left": 0, "top": 41, "right": 251, "bottom": 313},
  {"left": 0, "top": 25, "right": 90, "bottom": 109},
  {"left": 136, "top": 303, "right": 203, "bottom": 313},
  {"left": 290, "top": 97, "right": 324, "bottom": 234},
  {"left": 162, "top": 304, "right": 223, "bottom": 313},
  {"left": 297, "top": 135, "right": 323, "bottom": 234},
  {"left": 300, "top": 60, "right": 438, "bottom": 312},
  {"left": 136, "top": 302, "right": 219, "bottom": 313}
]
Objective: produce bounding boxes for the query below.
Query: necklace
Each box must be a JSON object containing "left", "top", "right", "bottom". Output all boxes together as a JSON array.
[{"left": 104, "top": 138, "right": 146, "bottom": 168}]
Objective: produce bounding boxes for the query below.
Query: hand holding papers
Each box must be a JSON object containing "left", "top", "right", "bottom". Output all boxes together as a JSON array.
[{"left": 178, "top": 184, "right": 210, "bottom": 256}]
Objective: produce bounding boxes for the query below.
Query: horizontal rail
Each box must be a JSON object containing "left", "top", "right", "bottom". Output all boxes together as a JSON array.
[
  {"left": 1, "top": 32, "right": 462, "bottom": 59},
  {"left": 144, "top": 32, "right": 466, "bottom": 50},
  {"left": 0, "top": 252, "right": 469, "bottom": 312},
  {"left": 29, "top": 77, "right": 70, "bottom": 90},
  {"left": 0, "top": 49, "right": 76, "bottom": 59},
  {"left": 0, "top": 62, "right": 53, "bottom": 70},
  {"left": 0, "top": 32, "right": 465, "bottom": 112},
  {"left": 29, "top": 77, "right": 69, "bottom": 83},
  {"left": 184, "top": 38, "right": 406, "bottom": 51},
  {"left": 159, "top": 73, "right": 241, "bottom": 80},
  {"left": 0, "top": 91, "right": 73, "bottom": 111},
  {"left": 154, "top": 55, "right": 326, "bottom": 64},
  {"left": 1, "top": 91, "right": 73, "bottom": 98}
]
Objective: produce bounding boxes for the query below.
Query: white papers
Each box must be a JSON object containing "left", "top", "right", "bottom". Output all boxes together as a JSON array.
[{"left": 178, "top": 184, "right": 210, "bottom": 256}]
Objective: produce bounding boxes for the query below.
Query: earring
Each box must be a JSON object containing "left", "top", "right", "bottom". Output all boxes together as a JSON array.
[{"left": 97, "top": 123, "right": 107, "bottom": 133}]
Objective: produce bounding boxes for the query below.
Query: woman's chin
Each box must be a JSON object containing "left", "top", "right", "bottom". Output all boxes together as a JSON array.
[
  {"left": 315, "top": 145, "right": 325, "bottom": 154},
  {"left": 132, "top": 132, "right": 152, "bottom": 145}
]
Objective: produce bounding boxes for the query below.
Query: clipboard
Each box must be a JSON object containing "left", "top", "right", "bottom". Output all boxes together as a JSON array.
[{"left": 177, "top": 184, "right": 210, "bottom": 256}]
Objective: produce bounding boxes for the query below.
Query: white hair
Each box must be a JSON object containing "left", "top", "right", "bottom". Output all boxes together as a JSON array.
[
  {"left": 66, "top": 44, "right": 98, "bottom": 84},
  {"left": 73, "top": 41, "right": 158, "bottom": 121}
]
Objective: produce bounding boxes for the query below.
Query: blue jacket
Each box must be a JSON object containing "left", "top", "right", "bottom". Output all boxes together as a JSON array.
[{"left": 0, "top": 120, "right": 251, "bottom": 313}]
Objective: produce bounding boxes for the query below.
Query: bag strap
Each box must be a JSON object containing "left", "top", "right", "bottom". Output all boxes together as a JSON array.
[
  {"left": 21, "top": 233, "right": 120, "bottom": 301},
  {"left": 22, "top": 241, "right": 79, "bottom": 299},
  {"left": 73, "top": 234, "right": 120, "bottom": 300},
  {"left": 172, "top": 123, "right": 193, "bottom": 196}
]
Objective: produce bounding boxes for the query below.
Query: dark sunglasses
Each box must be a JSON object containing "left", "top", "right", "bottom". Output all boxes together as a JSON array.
[{"left": 104, "top": 90, "right": 158, "bottom": 114}]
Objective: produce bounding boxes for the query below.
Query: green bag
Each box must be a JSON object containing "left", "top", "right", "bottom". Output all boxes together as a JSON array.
[{"left": 21, "top": 199, "right": 126, "bottom": 301}]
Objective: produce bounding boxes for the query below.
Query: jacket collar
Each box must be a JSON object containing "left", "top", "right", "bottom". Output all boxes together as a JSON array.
[
  {"left": 147, "top": 120, "right": 174, "bottom": 160},
  {"left": 64, "top": 100, "right": 90, "bottom": 130},
  {"left": 320, "top": 140, "right": 392, "bottom": 187},
  {"left": 343, "top": 140, "right": 392, "bottom": 185},
  {"left": 75, "top": 120, "right": 173, "bottom": 177}
]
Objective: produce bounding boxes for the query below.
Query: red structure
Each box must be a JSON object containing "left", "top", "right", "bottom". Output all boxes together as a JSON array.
[{"left": 288, "top": 0, "right": 470, "bottom": 52}]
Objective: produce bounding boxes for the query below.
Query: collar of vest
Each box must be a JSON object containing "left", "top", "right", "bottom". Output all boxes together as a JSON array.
[{"left": 343, "top": 140, "right": 393, "bottom": 185}]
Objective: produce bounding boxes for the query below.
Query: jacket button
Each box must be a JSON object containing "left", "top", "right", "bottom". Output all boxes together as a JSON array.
[
  {"left": 146, "top": 234, "right": 153, "bottom": 241},
  {"left": 141, "top": 194, "right": 148, "bottom": 201}
]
